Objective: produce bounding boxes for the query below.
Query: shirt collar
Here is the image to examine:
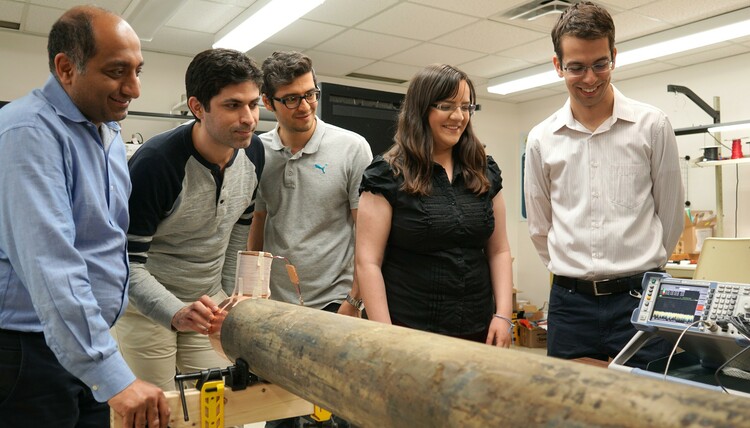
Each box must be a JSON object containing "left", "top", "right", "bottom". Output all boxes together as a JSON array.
[
  {"left": 269, "top": 117, "right": 325, "bottom": 155},
  {"left": 40, "top": 74, "right": 121, "bottom": 133},
  {"left": 550, "top": 84, "right": 635, "bottom": 134}
]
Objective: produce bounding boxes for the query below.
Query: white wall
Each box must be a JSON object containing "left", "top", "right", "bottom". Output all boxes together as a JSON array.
[{"left": 2, "top": 31, "right": 748, "bottom": 309}]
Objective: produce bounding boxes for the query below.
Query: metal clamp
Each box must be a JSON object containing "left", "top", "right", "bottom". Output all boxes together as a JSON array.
[{"left": 174, "top": 359, "right": 261, "bottom": 422}]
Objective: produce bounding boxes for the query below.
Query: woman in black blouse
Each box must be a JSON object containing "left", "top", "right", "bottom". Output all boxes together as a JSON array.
[{"left": 356, "top": 64, "right": 514, "bottom": 346}]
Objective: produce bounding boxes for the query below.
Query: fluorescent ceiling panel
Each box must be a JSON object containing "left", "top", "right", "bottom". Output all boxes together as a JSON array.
[
  {"left": 707, "top": 120, "right": 750, "bottom": 134},
  {"left": 214, "top": 0, "right": 325, "bottom": 53}
]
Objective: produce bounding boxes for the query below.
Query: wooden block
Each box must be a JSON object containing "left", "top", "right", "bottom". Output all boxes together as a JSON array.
[
  {"left": 110, "top": 382, "right": 314, "bottom": 428},
  {"left": 572, "top": 357, "right": 611, "bottom": 369}
]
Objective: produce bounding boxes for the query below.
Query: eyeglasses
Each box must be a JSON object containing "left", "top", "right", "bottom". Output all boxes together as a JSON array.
[
  {"left": 562, "top": 60, "right": 613, "bottom": 77},
  {"left": 270, "top": 89, "right": 321, "bottom": 109},
  {"left": 431, "top": 103, "right": 479, "bottom": 115}
]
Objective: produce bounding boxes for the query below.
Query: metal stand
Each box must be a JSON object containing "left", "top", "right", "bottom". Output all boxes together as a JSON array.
[{"left": 610, "top": 330, "right": 750, "bottom": 397}]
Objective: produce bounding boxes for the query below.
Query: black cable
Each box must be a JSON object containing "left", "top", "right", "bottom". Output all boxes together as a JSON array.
[
  {"left": 729, "top": 315, "right": 750, "bottom": 337},
  {"left": 664, "top": 320, "right": 706, "bottom": 380},
  {"left": 714, "top": 316, "right": 750, "bottom": 393}
]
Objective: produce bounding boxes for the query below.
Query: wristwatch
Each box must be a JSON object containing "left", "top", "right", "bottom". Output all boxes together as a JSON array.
[{"left": 345, "top": 293, "right": 365, "bottom": 311}]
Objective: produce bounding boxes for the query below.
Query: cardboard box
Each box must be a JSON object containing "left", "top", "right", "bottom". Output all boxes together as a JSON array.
[
  {"left": 673, "top": 210, "right": 715, "bottom": 257},
  {"left": 518, "top": 323, "right": 547, "bottom": 348}
]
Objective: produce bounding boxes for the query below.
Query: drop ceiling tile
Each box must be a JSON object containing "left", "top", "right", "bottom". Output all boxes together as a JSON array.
[
  {"left": 613, "top": 10, "right": 673, "bottom": 42},
  {"left": 352, "top": 60, "right": 422, "bottom": 82},
  {"left": 433, "top": 19, "right": 544, "bottom": 54},
  {"left": 167, "top": 0, "right": 243, "bottom": 33},
  {"left": 497, "top": 36, "right": 554, "bottom": 65},
  {"left": 408, "top": 0, "right": 522, "bottom": 18},
  {"left": 315, "top": 29, "right": 419, "bottom": 60},
  {"left": 459, "top": 55, "right": 534, "bottom": 79},
  {"left": 0, "top": 1, "right": 24, "bottom": 23},
  {"left": 596, "top": 0, "right": 653, "bottom": 11},
  {"left": 304, "top": 0, "right": 398, "bottom": 27},
  {"left": 467, "top": 75, "right": 488, "bottom": 87},
  {"left": 28, "top": 0, "right": 131, "bottom": 13},
  {"left": 266, "top": 19, "right": 345, "bottom": 49},
  {"left": 23, "top": 5, "right": 63, "bottom": 34},
  {"left": 386, "top": 43, "right": 485, "bottom": 68},
  {"left": 245, "top": 42, "right": 298, "bottom": 64},
  {"left": 204, "top": 0, "right": 256, "bottom": 7},
  {"left": 357, "top": 2, "right": 477, "bottom": 41},
  {"left": 141, "top": 25, "right": 215, "bottom": 56},
  {"left": 631, "top": 0, "right": 750, "bottom": 26},
  {"left": 303, "top": 50, "right": 373, "bottom": 76}
]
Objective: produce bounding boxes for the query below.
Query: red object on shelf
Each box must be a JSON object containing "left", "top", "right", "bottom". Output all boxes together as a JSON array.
[{"left": 732, "top": 139, "right": 744, "bottom": 159}]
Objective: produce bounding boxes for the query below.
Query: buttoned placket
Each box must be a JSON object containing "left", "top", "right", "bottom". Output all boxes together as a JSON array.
[{"left": 588, "top": 133, "right": 604, "bottom": 270}]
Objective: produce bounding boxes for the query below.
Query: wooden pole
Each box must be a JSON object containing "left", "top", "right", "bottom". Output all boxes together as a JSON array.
[{"left": 220, "top": 299, "right": 749, "bottom": 428}]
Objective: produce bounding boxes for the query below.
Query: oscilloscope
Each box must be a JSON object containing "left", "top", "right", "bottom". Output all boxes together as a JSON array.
[{"left": 629, "top": 272, "right": 750, "bottom": 369}]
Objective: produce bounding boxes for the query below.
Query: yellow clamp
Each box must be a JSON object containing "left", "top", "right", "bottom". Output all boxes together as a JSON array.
[
  {"left": 200, "top": 380, "right": 225, "bottom": 428},
  {"left": 311, "top": 405, "right": 332, "bottom": 422}
]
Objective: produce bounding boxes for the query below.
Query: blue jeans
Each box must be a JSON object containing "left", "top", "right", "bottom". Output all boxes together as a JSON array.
[
  {"left": 0, "top": 329, "right": 109, "bottom": 427},
  {"left": 547, "top": 284, "right": 672, "bottom": 369}
]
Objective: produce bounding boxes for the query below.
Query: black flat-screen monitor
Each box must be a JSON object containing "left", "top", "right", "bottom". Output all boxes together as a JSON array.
[{"left": 318, "top": 82, "right": 403, "bottom": 156}]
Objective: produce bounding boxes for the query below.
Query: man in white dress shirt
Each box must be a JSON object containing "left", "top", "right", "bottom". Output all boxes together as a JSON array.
[{"left": 524, "top": 1, "right": 684, "bottom": 368}]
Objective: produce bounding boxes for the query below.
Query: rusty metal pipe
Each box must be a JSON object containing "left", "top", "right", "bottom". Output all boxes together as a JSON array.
[{"left": 218, "top": 299, "right": 749, "bottom": 427}]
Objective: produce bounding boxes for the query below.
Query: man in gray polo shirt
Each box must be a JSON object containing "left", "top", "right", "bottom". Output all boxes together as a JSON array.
[{"left": 250, "top": 51, "right": 372, "bottom": 324}]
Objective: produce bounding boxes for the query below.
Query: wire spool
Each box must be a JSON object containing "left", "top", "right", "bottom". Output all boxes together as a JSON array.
[
  {"left": 703, "top": 145, "right": 720, "bottom": 160},
  {"left": 731, "top": 139, "right": 744, "bottom": 159}
]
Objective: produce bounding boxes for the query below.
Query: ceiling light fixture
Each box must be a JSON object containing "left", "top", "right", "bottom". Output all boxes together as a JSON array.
[
  {"left": 213, "top": 0, "right": 325, "bottom": 53},
  {"left": 487, "top": 7, "right": 750, "bottom": 95},
  {"left": 707, "top": 120, "right": 750, "bottom": 134}
]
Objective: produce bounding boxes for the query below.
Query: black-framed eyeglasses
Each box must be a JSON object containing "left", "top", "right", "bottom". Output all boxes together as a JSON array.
[
  {"left": 562, "top": 60, "right": 613, "bottom": 77},
  {"left": 270, "top": 89, "right": 321, "bottom": 109},
  {"left": 431, "top": 103, "right": 479, "bottom": 116}
]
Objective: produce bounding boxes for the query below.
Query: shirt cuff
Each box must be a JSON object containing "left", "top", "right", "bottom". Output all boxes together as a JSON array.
[{"left": 78, "top": 350, "right": 137, "bottom": 402}]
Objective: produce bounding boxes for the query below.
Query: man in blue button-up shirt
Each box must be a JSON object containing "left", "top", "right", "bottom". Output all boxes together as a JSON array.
[{"left": 0, "top": 6, "right": 168, "bottom": 428}]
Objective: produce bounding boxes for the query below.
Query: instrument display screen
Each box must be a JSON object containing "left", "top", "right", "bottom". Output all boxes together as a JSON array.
[{"left": 650, "top": 282, "right": 710, "bottom": 325}]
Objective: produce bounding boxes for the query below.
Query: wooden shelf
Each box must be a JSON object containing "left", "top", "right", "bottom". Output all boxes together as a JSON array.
[{"left": 696, "top": 157, "right": 750, "bottom": 167}]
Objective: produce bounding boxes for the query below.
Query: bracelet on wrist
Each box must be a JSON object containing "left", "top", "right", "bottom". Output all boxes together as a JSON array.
[
  {"left": 345, "top": 293, "right": 365, "bottom": 311},
  {"left": 493, "top": 314, "right": 514, "bottom": 334}
]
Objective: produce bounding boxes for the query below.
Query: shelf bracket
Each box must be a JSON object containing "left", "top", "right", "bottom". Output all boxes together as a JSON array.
[{"left": 667, "top": 84, "right": 720, "bottom": 124}]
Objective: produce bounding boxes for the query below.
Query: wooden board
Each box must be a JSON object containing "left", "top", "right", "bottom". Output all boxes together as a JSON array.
[{"left": 110, "top": 382, "right": 313, "bottom": 428}]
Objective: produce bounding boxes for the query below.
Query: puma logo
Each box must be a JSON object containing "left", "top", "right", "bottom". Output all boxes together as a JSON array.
[{"left": 314, "top": 163, "right": 327, "bottom": 174}]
